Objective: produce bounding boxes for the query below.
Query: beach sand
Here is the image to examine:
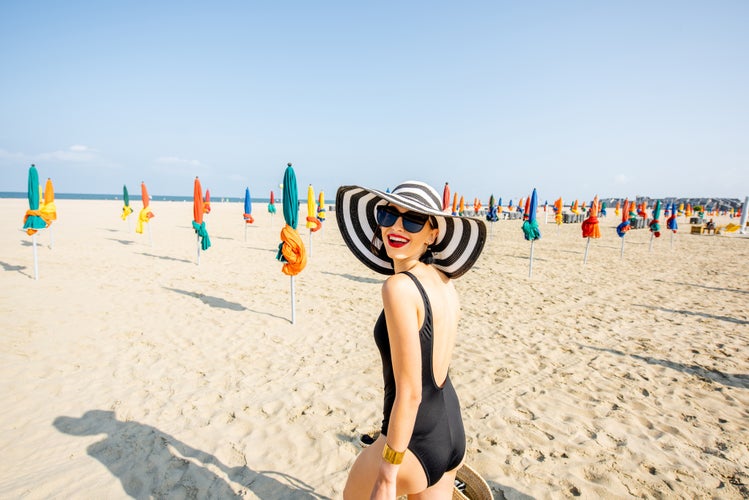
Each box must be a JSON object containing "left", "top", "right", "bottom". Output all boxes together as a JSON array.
[{"left": 1, "top": 198, "right": 748, "bottom": 499}]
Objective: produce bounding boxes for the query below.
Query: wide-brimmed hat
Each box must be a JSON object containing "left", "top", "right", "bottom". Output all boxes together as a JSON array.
[{"left": 336, "top": 181, "right": 486, "bottom": 279}]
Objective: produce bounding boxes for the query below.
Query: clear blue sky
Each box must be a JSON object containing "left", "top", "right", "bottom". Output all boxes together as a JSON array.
[{"left": 1, "top": 1, "right": 747, "bottom": 202}]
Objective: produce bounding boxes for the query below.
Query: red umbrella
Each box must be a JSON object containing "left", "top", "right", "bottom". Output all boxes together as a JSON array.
[
  {"left": 442, "top": 182, "right": 450, "bottom": 211},
  {"left": 582, "top": 196, "right": 600, "bottom": 264}
]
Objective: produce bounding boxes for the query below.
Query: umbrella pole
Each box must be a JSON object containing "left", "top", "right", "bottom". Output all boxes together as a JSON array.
[
  {"left": 583, "top": 237, "right": 591, "bottom": 264},
  {"left": 529, "top": 240, "right": 535, "bottom": 278},
  {"left": 244, "top": 223, "right": 247, "bottom": 243},
  {"left": 649, "top": 233, "right": 654, "bottom": 252},
  {"left": 32, "top": 233, "right": 39, "bottom": 280},
  {"left": 620, "top": 236, "right": 626, "bottom": 259},
  {"left": 148, "top": 223, "right": 153, "bottom": 247},
  {"left": 309, "top": 232, "right": 313, "bottom": 258},
  {"left": 290, "top": 276, "right": 296, "bottom": 324},
  {"left": 196, "top": 234, "right": 201, "bottom": 265},
  {"left": 670, "top": 232, "right": 674, "bottom": 249}
]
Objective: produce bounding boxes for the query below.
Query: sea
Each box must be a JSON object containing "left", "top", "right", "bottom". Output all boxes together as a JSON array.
[{"left": 0, "top": 192, "right": 273, "bottom": 203}]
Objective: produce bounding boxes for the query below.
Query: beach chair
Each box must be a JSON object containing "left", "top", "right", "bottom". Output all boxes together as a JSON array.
[
  {"left": 690, "top": 225, "right": 704, "bottom": 235},
  {"left": 717, "top": 223, "right": 740, "bottom": 234}
]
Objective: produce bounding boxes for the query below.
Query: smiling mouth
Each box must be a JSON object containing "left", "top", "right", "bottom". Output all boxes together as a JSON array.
[{"left": 387, "top": 234, "right": 410, "bottom": 248}]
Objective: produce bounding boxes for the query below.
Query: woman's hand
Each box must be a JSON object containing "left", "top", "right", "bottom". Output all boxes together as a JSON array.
[{"left": 369, "top": 461, "right": 399, "bottom": 500}]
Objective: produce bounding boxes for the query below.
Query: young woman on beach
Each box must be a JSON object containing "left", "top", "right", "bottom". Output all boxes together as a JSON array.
[{"left": 336, "top": 181, "right": 487, "bottom": 499}]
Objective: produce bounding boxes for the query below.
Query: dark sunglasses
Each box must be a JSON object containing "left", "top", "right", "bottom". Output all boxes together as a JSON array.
[{"left": 376, "top": 205, "right": 431, "bottom": 233}]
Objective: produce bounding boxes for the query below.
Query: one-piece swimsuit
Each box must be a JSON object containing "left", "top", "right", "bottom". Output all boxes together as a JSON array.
[{"left": 374, "top": 271, "right": 465, "bottom": 487}]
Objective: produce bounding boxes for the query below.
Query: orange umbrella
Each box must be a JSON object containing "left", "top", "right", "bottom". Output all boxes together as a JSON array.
[
  {"left": 615, "top": 201, "right": 621, "bottom": 217},
  {"left": 442, "top": 183, "right": 451, "bottom": 211},
  {"left": 554, "top": 197, "right": 563, "bottom": 226},
  {"left": 459, "top": 196, "right": 465, "bottom": 216},
  {"left": 203, "top": 189, "right": 211, "bottom": 214},
  {"left": 193, "top": 177, "right": 210, "bottom": 262},
  {"left": 571, "top": 199, "right": 579, "bottom": 215},
  {"left": 452, "top": 193, "right": 458, "bottom": 215},
  {"left": 473, "top": 197, "right": 481, "bottom": 214},
  {"left": 136, "top": 182, "right": 155, "bottom": 239}
]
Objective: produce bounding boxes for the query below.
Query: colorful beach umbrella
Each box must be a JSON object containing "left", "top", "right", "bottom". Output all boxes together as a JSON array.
[
  {"left": 22, "top": 165, "right": 49, "bottom": 280},
  {"left": 40, "top": 177, "right": 57, "bottom": 248},
  {"left": 121, "top": 185, "right": 133, "bottom": 221},
  {"left": 306, "top": 184, "right": 322, "bottom": 256},
  {"left": 192, "top": 177, "right": 211, "bottom": 263},
  {"left": 317, "top": 191, "right": 326, "bottom": 222},
  {"left": 243, "top": 186, "right": 254, "bottom": 242},
  {"left": 136, "top": 182, "right": 154, "bottom": 242},
  {"left": 459, "top": 196, "right": 465, "bottom": 216},
  {"left": 486, "top": 195, "right": 498, "bottom": 240},
  {"left": 616, "top": 199, "right": 631, "bottom": 258},
  {"left": 203, "top": 189, "right": 211, "bottom": 214},
  {"left": 522, "top": 188, "right": 541, "bottom": 277},
  {"left": 244, "top": 187, "right": 254, "bottom": 223},
  {"left": 667, "top": 202, "right": 678, "bottom": 248},
  {"left": 649, "top": 200, "right": 662, "bottom": 252},
  {"left": 277, "top": 164, "right": 307, "bottom": 324},
  {"left": 554, "top": 197, "right": 563, "bottom": 228},
  {"left": 452, "top": 193, "right": 458, "bottom": 216},
  {"left": 268, "top": 190, "right": 277, "bottom": 215},
  {"left": 581, "top": 196, "right": 601, "bottom": 264},
  {"left": 442, "top": 183, "right": 451, "bottom": 211}
]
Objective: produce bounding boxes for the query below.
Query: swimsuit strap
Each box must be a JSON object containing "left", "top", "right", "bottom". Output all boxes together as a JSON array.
[{"left": 400, "top": 271, "right": 433, "bottom": 330}]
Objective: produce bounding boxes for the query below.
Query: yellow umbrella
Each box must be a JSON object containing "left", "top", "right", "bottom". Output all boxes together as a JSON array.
[{"left": 305, "top": 184, "right": 321, "bottom": 256}]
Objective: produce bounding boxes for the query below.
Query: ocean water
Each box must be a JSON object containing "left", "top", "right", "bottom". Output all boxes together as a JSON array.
[{"left": 0, "top": 192, "right": 274, "bottom": 203}]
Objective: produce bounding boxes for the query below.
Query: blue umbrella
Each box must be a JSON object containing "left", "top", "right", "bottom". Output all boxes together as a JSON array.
[{"left": 243, "top": 187, "right": 254, "bottom": 241}]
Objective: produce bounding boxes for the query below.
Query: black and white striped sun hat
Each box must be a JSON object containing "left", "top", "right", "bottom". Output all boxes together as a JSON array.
[{"left": 336, "top": 181, "right": 487, "bottom": 279}]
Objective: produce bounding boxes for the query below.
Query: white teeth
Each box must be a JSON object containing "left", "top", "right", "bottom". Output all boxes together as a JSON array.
[{"left": 389, "top": 235, "right": 409, "bottom": 243}]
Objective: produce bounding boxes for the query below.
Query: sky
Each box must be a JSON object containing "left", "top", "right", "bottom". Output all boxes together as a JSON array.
[{"left": 1, "top": 1, "right": 747, "bottom": 202}]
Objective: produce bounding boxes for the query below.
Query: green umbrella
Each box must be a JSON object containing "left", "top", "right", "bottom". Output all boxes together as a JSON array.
[
  {"left": 277, "top": 163, "right": 307, "bottom": 324},
  {"left": 649, "top": 200, "right": 662, "bottom": 251},
  {"left": 121, "top": 185, "right": 134, "bottom": 221},
  {"left": 23, "top": 165, "right": 47, "bottom": 279}
]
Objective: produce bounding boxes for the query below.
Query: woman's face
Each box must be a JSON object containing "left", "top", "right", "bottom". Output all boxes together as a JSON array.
[{"left": 378, "top": 204, "right": 438, "bottom": 263}]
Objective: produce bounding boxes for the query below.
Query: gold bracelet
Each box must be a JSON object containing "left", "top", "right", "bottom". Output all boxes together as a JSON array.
[{"left": 382, "top": 443, "right": 405, "bottom": 465}]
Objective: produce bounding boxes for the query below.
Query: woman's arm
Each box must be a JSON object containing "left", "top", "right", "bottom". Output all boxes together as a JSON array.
[{"left": 371, "top": 274, "right": 423, "bottom": 496}]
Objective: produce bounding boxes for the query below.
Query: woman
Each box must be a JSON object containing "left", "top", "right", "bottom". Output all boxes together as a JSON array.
[{"left": 336, "top": 181, "right": 487, "bottom": 499}]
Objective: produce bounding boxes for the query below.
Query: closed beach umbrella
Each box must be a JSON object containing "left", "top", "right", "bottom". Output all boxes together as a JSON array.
[
  {"left": 40, "top": 177, "right": 57, "bottom": 248},
  {"left": 203, "top": 189, "right": 211, "bottom": 214},
  {"left": 649, "top": 200, "right": 662, "bottom": 252},
  {"left": 306, "top": 184, "right": 321, "bottom": 256},
  {"left": 554, "top": 197, "right": 563, "bottom": 228},
  {"left": 486, "top": 195, "right": 498, "bottom": 239},
  {"left": 522, "top": 188, "right": 541, "bottom": 277},
  {"left": 571, "top": 199, "right": 580, "bottom": 215},
  {"left": 497, "top": 197, "right": 503, "bottom": 215},
  {"left": 452, "top": 193, "right": 458, "bottom": 216},
  {"left": 277, "top": 164, "right": 307, "bottom": 324},
  {"left": 459, "top": 196, "right": 465, "bottom": 216},
  {"left": 243, "top": 186, "right": 254, "bottom": 242},
  {"left": 581, "top": 196, "right": 601, "bottom": 264},
  {"left": 192, "top": 177, "right": 211, "bottom": 262},
  {"left": 22, "top": 164, "right": 49, "bottom": 280},
  {"left": 667, "top": 201, "right": 678, "bottom": 248},
  {"left": 616, "top": 199, "right": 631, "bottom": 258},
  {"left": 41, "top": 178, "right": 57, "bottom": 223},
  {"left": 317, "top": 191, "right": 326, "bottom": 222},
  {"left": 136, "top": 182, "right": 155, "bottom": 240},
  {"left": 121, "top": 185, "right": 133, "bottom": 220},
  {"left": 244, "top": 187, "right": 254, "bottom": 223},
  {"left": 268, "top": 190, "right": 277, "bottom": 215},
  {"left": 442, "top": 183, "right": 450, "bottom": 211}
]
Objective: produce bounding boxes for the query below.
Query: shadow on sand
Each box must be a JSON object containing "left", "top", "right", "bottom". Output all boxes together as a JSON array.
[
  {"left": 581, "top": 345, "right": 749, "bottom": 389},
  {"left": 321, "top": 271, "right": 382, "bottom": 285},
  {"left": 164, "top": 287, "right": 247, "bottom": 311},
  {"left": 53, "top": 410, "right": 327, "bottom": 499}
]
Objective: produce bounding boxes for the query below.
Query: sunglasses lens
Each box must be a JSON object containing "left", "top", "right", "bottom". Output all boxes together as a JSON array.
[
  {"left": 376, "top": 206, "right": 399, "bottom": 227},
  {"left": 376, "top": 206, "right": 429, "bottom": 233}
]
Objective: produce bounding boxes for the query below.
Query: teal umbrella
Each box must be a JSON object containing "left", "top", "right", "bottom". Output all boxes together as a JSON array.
[
  {"left": 522, "top": 188, "right": 541, "bottom": 277},
  {"left": 121, "top": 185, "right": 134, "bottom": 221},
  {"left": 23, "top": 165, "right": 47, "bottom": 279},
  {"left": 649, "top": 200, "right": 662, "bottom": 252},
  {"left": 276, "top": 163, "right": 307, "bottom": 324}
]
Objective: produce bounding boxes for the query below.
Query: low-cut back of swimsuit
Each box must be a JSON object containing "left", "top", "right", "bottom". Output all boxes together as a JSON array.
[{"left": 374, "top": 271, "right": 466, "bottom": 487}]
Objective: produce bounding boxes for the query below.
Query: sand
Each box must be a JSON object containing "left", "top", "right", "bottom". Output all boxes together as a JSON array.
[{"left": 1, "top": 198, "right": 748, "bottom": 499}]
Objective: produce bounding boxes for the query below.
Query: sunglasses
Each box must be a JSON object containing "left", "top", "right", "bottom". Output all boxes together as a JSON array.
[{"left": 376, "top": 205, "right": 431, "bottom": 233}]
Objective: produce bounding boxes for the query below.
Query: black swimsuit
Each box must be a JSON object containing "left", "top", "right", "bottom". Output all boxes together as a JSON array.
[{"left": 374, "top": 271, "right": 465, "bottom": 487}]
